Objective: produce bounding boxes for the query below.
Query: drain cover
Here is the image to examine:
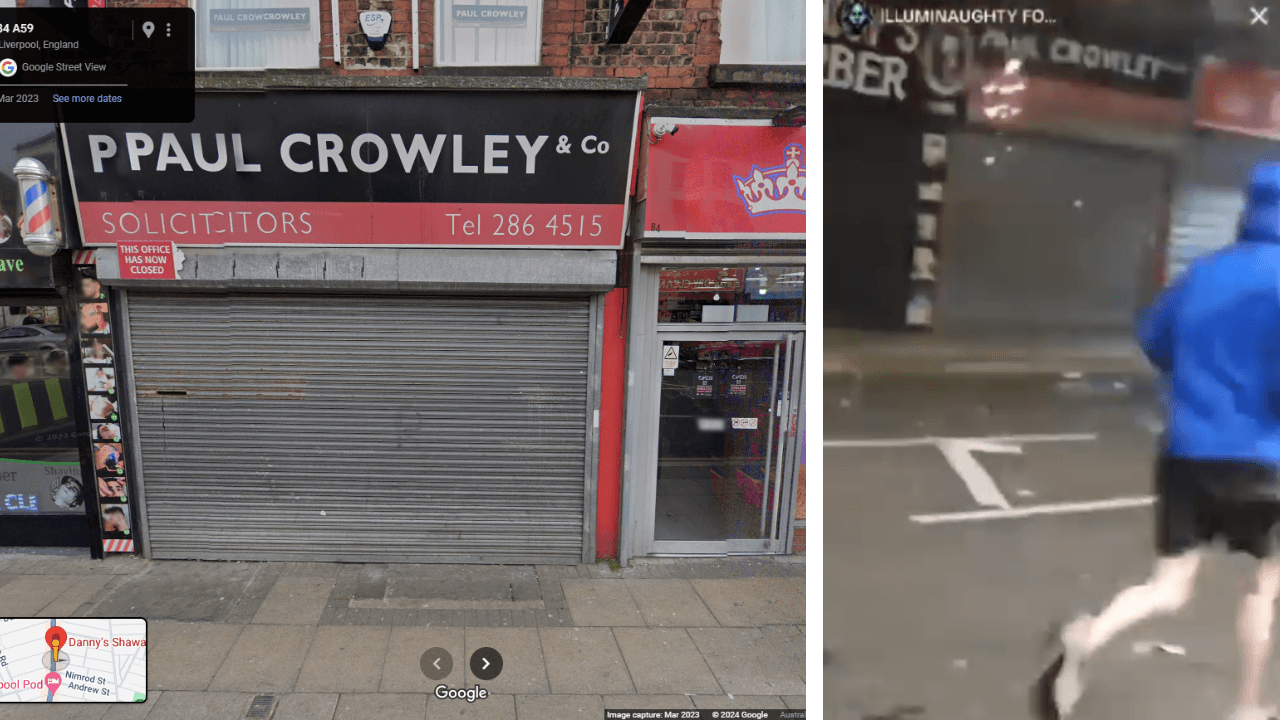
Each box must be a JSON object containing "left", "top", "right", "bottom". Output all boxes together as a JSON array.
[{"left": 246, "top": 694, "right": 276, "bottom": 719}]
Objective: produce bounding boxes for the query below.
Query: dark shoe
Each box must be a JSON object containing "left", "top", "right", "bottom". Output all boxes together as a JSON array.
[{"left": 1031, "top": 651, "right": 1065, "bottom": 720}]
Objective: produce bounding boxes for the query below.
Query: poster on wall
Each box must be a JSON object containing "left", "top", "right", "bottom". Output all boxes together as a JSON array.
[
  {"left": 76, "top": 264, "right": 136, "bottom": 554},
  {"left": 0, "top": 460, "right": 86, "bottom": 515}
]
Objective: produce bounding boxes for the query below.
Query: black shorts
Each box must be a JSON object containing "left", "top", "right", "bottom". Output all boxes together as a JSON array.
[{"left": 1157, "top": 456, "right": 1280, "bottom": 559}]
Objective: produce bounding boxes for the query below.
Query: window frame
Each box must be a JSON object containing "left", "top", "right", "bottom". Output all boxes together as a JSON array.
[
  {"left": 433, "top": 0, "right": 545, "bottom": 68},
  {"left": 190, "top": 0, "right": 322, "bottom": 72}
]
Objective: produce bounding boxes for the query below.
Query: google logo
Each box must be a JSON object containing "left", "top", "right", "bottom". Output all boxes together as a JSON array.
[{"left": 0, "top": 59, "right": 15, "bottom": 77}]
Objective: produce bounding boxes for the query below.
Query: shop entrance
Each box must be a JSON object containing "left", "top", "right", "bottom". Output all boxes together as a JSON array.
[
  {"left": 652, "top": 334, "right": 802, "bottom": 554},
  {"left": 624, "top": 261, "right": 806, "bottom": 559}
]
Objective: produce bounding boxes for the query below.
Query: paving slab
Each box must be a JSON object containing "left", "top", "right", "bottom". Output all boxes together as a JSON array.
[
  {"left": 0, "top": 575, "right": 79, "bottom": 616},
  {"left": 352, "top": 565, "right": 389, "bottom": 601},
  {"left": 561, "top": 580, "right": 644, "bottom": 627},
  {"left": 281, "top": 562, "right": 343, "bottom": 578},
  {"left": 602, "top": 695, "right": 696, "bottom": 710},
  {"left": 762, "top": 624, "right": 806, "bottom": 682},
  {"left": 690, "top": 579, "right": 805, "bottom": 627},
  {"left": 380, "top": 627, "right": 465, "bottom": 693},
  {"left": 102, "top": 690, "right": 164, "bottom": 719},
  {"left": 781, "top": 695, "right": 806, "bottom": 709},
  {"left": 37, "top": 575, "right": 112, "bottom": 617},
  {"left": 688, "top": 628, "right": 806, "bottom": 697},
  {"left": 333, "top": 693, "right": 427, "bottom": 720},
  {"left": 273, "top": 692, "right": 340, "bottom": 720},
  {"left": 295, "top": 626, "right": 390, "bottom": 693},
  {"left": 136, "top": 691, "right": 253, "bottom": 720},
  {"left": 146, "top": 621, "right": 245, "bottom": 691},
  {"left": 426, "top": 694, "right": 516, "bottom": 720},
  {"left": 0, "top": 703, "right": 109, "bottom": 719},
  {"left": 387, "top": 566, "right": 540, "bottom": 603},
  {"left": 513, "top": 694, "right": 605, "bottom": 720},
  {"left": 691, "top": 695, "right": 789, "bottom": 709},
  {"left": 207, "top": 624, "right": 316, "bottom": 693},
  {"left": 463, "top": 628, "right": 549, "bottom": 694},
  {"left": 625, "top": 579, "right": 719, "bottom": 627},
  {"left": 612, "top": 627, "right": 723, "bottom": 695},
  {"left": 538, "top": 628, "right": 635, "bottom": 695},
  {"left": 92, "top": 562, "right": 261, "bottom": 622},
  {"left": 252, "top": 577, "right": 335, "bottom": 625}
]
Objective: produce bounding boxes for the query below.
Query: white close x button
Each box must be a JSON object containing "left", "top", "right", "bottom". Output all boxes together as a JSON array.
[{"left": 1252, "top": 6, "right": 1269, "bottom": 24}]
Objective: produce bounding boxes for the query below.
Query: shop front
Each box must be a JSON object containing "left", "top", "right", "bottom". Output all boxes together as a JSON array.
[
  {"left": 824, "top": 11, "right": 1197, "bottom": 332},
  {"left": 620, "top": 118, "right": 806, "bottom": 561},
  {"left": 1165, "top": 58, "right": 1280, "bottom": 284},
  {"left": 61, "top": 86, "right": 642, "bottom": 564},
  {"left": 0, "top": 124, "right": 98, "bottom": 550},
  {"left": 932, "top": 29, "right": 1194, "bottom": 334}
]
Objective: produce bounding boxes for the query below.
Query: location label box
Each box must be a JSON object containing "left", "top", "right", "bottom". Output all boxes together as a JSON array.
[{"left": 0, "top": 9, "right": 193, "bottom": 122}]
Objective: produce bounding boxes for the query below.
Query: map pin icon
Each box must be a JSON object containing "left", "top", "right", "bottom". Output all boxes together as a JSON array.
[
  {"left": 45, "top": 627, "right": 67, "bottom": 664},
  {"left": 45, "top": 672, "right": 61, "bottom": 698},
  {"left": 142, "top": 21, "right": 154, "bottom": 37}
]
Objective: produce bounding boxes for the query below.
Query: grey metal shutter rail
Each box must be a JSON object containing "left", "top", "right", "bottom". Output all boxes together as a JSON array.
[{"left": 127, "top": 293, "right": 591, "bottom": 563}]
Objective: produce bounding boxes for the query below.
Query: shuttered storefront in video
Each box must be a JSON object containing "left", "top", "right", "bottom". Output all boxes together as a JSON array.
[{"left": 125, "top": 293, "right": 592, "bottom": 564}]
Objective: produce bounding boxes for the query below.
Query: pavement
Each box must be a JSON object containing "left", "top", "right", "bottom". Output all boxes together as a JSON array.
[
  {"left": 824, "top": 329, "right": 1153, "bottom": 377},
  {"left": 0, "top": 554, "right": 806, "bottom": 719},
  {"left": 824, "top": 332, "right": 1271, "bottom": 720}
]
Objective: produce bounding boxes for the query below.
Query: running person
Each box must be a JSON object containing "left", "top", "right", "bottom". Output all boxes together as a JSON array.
[{"left": 1035, "top": 163, "right": 1280, "bottom": 720}]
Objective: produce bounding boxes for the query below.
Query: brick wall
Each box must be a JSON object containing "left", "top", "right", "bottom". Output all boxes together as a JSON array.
[
  {"left": 98, "top": 0, "right": 799, "bottom": 107},
  {"left": 547, "top": 0, "right": 800, "bottom": 108}
]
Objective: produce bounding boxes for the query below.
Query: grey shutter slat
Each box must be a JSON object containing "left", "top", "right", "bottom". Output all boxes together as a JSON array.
[
  {"left": 1166, "top": 188, "right": 1243, "bottom": 282},
  {"left": 127, "top": 292, "right": 590, "bottom": 563}
]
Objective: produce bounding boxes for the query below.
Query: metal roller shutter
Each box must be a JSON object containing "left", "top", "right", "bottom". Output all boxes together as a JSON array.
[{"left": 125, "top": 292, "right": 592, "bottom": 564}]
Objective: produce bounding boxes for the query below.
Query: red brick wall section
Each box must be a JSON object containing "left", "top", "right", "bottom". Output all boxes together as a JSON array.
[
  {"left": 792, "top": 527, "right": 805, "bottom": 555},
  {"left": 543, "top": 0, "right": 801, "bottom": 108}
]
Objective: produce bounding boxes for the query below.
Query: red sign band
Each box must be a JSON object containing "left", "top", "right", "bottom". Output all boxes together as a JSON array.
[{"left": 79, "top": 201, "right": 627, "bottom": 249}]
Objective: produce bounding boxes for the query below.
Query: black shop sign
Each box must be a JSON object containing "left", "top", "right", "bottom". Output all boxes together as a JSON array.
[
  {"left": 62, "top": 91, "right": 642, "bottom": 250},
  {"left": 823, "top": 14, "right": 1194, "bottom": 115}
]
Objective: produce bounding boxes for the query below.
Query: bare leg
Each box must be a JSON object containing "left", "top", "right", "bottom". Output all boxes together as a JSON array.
[
  {"left": 1080, "top": 551, "right": 1202, "bottom": 654},
  {"left": 1055, "top": 552, "right": 1202, "bottom": 716},
  {"left": 1235, "top": 559, "right": 1280, "bottom": 715}
]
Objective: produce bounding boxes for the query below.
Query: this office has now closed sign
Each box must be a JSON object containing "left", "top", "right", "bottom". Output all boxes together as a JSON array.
[{"left": 118, "top": 242, "right": 177, "bottom": 279}]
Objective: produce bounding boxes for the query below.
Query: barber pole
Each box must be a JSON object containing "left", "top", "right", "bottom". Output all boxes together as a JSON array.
[
  {"left": 102, "top": 539, "right": 133, "bottom": 553},
  {"left": 73, "top": 250, "right": 95, "bottom": 265},
  {"left": 22, "top": 177, "right": 51, "bottom": 239}
]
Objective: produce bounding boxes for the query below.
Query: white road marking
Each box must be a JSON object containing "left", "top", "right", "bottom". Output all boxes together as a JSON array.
[
  {"left": 910, "top": 496, "right": 1155, "bottom": 524},
  {"left": 825, "top": 433, "right": 1098, "bottom": 508},
  {"left": 936, "top": 438, "right": 1021, "bottom": 509}
]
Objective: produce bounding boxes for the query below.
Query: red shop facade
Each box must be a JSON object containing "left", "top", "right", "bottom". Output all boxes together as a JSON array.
[{"left": 617, "top": 116, "right": 806, "bottom": 562}]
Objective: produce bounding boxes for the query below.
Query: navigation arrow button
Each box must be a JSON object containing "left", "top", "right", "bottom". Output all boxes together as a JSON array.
[
  {"left": 470, "top": 647, "right": 503, "bottom": 681},
  {"left": 420, "top": 647, "right": 453, "bottom": 681}
]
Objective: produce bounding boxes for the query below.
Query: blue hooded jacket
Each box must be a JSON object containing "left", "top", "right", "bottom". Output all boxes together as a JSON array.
[{"left": 1138, "top": 163, "right": 1280, "bottom": 464}]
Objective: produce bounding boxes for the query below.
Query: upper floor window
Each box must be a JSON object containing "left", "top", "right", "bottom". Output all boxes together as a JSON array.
[
  {"left": 719, "top": 0, "right": 804, "bottom": 65},
  {"left": 193, "top": 0, "right": 321, "bottom": 70},
  {"left": 435, "top": 0, "right": 544, "bottom": 66}
]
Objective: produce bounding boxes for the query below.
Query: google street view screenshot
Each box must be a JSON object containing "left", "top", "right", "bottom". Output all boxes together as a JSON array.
[
  {"left": 825, "top": 0, "right": 1280, "bottom": 719},
  {"left": 0, "top": 0, "right": 808, "bottom": 719}
]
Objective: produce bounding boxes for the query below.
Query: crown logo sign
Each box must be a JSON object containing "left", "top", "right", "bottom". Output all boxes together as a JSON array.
[{"left": 734, "top": 144, "right": 806, "bottom": 217}]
